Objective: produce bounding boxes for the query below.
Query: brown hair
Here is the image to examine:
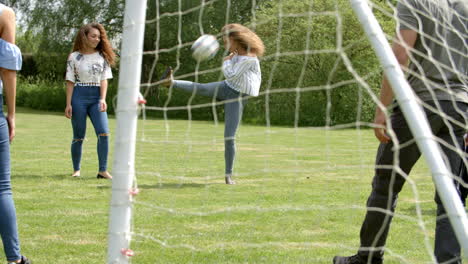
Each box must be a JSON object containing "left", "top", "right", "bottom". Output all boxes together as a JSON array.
[
  {"left": 221, "top": 23, "right": 265, "bottom": 57},
  {"left": 72, "top": 23, "right": 116, "bottom": 66}
]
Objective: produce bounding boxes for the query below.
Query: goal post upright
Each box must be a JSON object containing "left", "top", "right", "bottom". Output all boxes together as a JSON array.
[
  {"left": 350, "top": 0, "right": 468, "bottom": 258},
  {"left": 107, "top": 0, "right": 147, "bottom": 263}
]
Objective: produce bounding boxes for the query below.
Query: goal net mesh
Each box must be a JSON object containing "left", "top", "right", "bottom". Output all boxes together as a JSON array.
[{"left": 122, "top": 0, "right": 468, "bottom": 263}]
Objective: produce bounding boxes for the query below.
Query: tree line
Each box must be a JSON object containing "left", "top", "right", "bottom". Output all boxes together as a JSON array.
[{"left": 4, "top": 0, "right": 395, "bottom": 127}]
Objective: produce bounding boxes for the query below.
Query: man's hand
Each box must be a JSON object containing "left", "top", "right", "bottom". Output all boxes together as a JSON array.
[{"left": 374, "top": 108, "right": 390, "bottom": 143}]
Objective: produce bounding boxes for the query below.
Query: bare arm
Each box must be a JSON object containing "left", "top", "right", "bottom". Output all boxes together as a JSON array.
[
  {"left": 0, "top": 6, "right": 16, "bottom": 43},
  {"left": 1, "top": 69, "right": 16, "bottom": 141},
  {"left": 0, "top": 7, "right": 17, "bottom": 142},
  {"left": 374, "top": 29, "right": 418, "bottom": 143},
  {"left": 99, "top": 79, "right": 108, "bottom": 112},
  {"left": 65, "top": 81, "right": 74, "bottom": 118}
]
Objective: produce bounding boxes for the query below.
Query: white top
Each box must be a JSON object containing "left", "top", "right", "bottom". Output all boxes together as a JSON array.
[
  {"left": 66, "top": 51, "right": 112, "bottom": 86},
  {"left": 222, "top": 55, "right": 261, "bottom": 96}
]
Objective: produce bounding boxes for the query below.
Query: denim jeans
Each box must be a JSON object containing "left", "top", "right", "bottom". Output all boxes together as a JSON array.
[
  {"left": 172, "top": 80, "right": 248, "bottom": 175},
  {"left": 0, "top": 96, "right": 21, "bottom": 261},
  {"left": 358, "top": 101, "right": 467, "bottom": 264},
  {"left": 71, "top": 85, "right": 109, "bottom": 172}
]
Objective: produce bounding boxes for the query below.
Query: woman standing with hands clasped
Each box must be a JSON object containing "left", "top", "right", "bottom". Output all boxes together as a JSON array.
[{"left": 65, "top": 23, "right": 115, "bottom": 179}]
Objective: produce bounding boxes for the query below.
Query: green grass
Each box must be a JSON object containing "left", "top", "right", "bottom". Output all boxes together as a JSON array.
[{"left": 5, "top": 108, "right": 442, "bottom": 263}]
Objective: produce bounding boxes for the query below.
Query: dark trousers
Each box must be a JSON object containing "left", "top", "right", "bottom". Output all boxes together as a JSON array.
[
  {"left": 459, "top": 145, "right": 468, "bottom": 205},
  {"left": 358, "top": 101, "right": 467, "bottom": 264}
]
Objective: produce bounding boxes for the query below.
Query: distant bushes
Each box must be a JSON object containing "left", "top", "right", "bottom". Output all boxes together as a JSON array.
[
  {"left": 16, "top": 77, "right": 65, "bottom": 111},
  {"left": 16, "top": 76, "right": 119, "bottom": 114}
]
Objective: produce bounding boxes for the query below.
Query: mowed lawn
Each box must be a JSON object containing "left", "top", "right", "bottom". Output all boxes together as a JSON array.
[{"left": 4, "top": 108, "right": 443, "bottom": 263}]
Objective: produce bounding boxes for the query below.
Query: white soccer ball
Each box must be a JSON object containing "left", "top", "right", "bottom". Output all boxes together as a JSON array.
[{"left": 191, "top": 34, "right": 219, "bottom": 61}]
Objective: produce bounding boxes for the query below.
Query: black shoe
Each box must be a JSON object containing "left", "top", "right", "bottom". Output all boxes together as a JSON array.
[
  {"left": 21, "top": 256, "right": 31, "bottom": 264},
  {"left": 97, "top": 173, "right": 112, "bottom": 179},
  {"left": 333, "top": 254, "right": 382, "bottom": 264}
]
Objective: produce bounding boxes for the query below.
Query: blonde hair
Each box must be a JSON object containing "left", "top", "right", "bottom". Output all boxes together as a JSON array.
[
  {"left": 72, "top": 23, "right": 116, "bottom": 66},
  {"left": 221, "top": 23, "right": 265, "bottom": 57}
]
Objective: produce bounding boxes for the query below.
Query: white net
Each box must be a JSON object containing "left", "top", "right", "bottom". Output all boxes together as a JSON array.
[{"left": 119, "top": 0, "right": 468, "bottom": 263}]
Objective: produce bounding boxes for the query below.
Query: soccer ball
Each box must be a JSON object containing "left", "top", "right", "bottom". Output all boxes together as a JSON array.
[{"left": 191, "top": 34, "right": 219, "bottom": 61}]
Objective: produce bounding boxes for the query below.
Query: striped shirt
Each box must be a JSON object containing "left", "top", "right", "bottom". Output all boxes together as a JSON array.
[{"left": 223, "top": 55, "right": 261, "bottom": 96}]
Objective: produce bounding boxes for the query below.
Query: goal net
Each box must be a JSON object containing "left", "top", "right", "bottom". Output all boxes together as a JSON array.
[{"left": 108, "top": 0, "right": 468, "bottom": 263}]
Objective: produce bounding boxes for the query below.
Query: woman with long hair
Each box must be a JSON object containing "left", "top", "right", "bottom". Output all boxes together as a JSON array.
[
  {"left": 65, "top": 23, "right": 116, "bottom": 179},
  {"left": 0, "top": 3, "right": 31, "bottom": 264},
  {"left": 161, "top": 23, "right": 265, "bottom": 184}
]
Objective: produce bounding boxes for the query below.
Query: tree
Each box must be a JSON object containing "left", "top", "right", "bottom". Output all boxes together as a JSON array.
[
  {"left": 241, "top": 0, "right": 395, "bottom": 126},
  {"left": 142, "top": 0, "right": 266, "bottom": 120},
  {"left": 10, "top": 0, "right": 264, "bottom": 116},
  {"left": 12, "top": 0, "right": 125, "bottom": 78},
  {"left": 12, "top": 0, "right": 259, "bottom": 80},
  {"left": 9, "top": 0, "right": 397, "bottom": 127}
]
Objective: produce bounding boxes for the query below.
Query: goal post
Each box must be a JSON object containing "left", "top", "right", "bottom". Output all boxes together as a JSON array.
[
  {"left": 104, "top": 0, "right": 468, "bottom": 262},
  {"left": 350, "top": 0, "right": 468, "bottom": 258},
  {"left": 107, "top": 0, "right": 148, "bottom": 263}
]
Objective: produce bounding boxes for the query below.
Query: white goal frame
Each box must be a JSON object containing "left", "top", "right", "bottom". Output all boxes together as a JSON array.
[
  {"left": 106, "top": 0, "right": 148, "bottom": 263},
  {"left": 106, "top": 0, "right": 468, "bottom": 262}
]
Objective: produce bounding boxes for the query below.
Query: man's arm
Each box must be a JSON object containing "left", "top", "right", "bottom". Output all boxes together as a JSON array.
[{"left": 374, "top": 29, "right": 418, "bottom": 143}]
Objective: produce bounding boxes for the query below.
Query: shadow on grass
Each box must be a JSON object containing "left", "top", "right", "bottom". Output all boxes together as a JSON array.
[
  {"left": 140, "top": 183, "right": 215, "bottom": 189},
  {"left": 400, "top": 205, "right": 436, "bottom": 216},
  {"left": 13, "top": 173, "right": 115, "bottom": 182},
  {"left": 96, "top": 183, "right": 212, "bottom": 190},
  {"left": 59, "top": 175, "right": 110, "bottom": 181},
  {"left": 13, "top": 173, "right": 64, "bottom": 179}
]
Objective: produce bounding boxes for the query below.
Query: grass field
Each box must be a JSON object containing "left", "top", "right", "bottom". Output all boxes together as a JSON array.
[{"left": 4, "top": 108, "right": 443, "bottom": 263}]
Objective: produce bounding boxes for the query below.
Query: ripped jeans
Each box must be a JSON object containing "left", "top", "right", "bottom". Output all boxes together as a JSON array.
[{"left": 70, "top": 85, "right": 109, "bottom": 172}]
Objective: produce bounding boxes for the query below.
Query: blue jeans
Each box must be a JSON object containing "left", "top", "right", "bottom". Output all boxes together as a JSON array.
[
  {"left": 0, "top": 96, "right": 21, "bottom": 261},
  {"left": 71, "top": 85, "right": 109, "bottom": 172},
  {"left": 172, "top": 80, "right": 248, "bottom": 175}
]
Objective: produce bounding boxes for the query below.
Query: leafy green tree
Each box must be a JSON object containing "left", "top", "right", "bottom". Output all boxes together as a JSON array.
[
  {"left": 12, "top": 0, "right": 124, "bottom": 79},
  {"left": 243, "top": 0, "right": 395, "bottom": 126},
  {"left": 143, "top": 0, "right": 266, "bottom": 120},
  {"left": 9, "top": 0, "right": 397, "bottom": 127},
  {"left": 11, "top": 0, "right": 263, "bottom": 116}
]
